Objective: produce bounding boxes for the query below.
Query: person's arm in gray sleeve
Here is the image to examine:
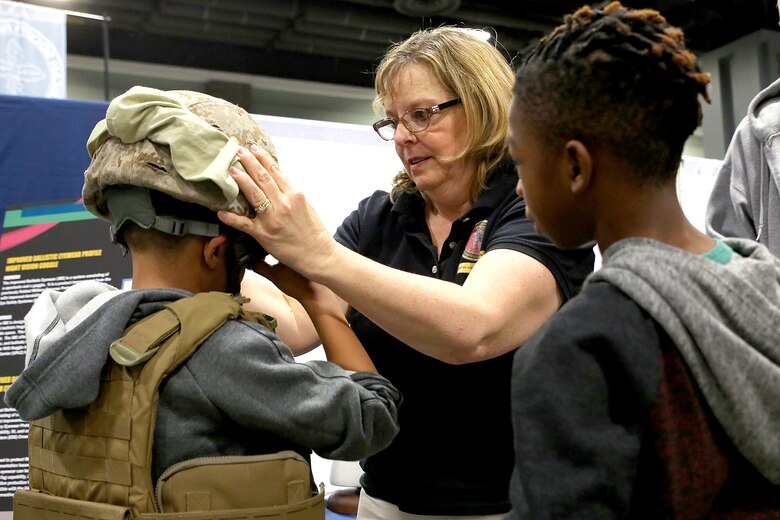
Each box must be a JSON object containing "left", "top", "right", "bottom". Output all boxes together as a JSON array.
[
  {"left": 193, "top": 322, "right": 401, "bottom": 461},
  {"left": 706, "top": 117, "right": 760, "bottom": 241}
]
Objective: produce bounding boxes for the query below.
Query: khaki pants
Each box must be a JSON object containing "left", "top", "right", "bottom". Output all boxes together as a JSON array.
[{"left": 356, "top": 489, "right": 508, "bottom": 520}]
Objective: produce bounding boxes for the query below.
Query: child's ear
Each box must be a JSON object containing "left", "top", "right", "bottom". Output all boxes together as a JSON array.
[
  {"left": 203, "top": 235, "right": 229, "bottom": 270},
  {"left": 565, "top": 140, "right": 593, "bottom": 195}
]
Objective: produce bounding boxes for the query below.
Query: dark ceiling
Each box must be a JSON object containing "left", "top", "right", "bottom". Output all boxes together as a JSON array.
[{"left": 18, "top": 0, "right": 780, "bottom": 89}]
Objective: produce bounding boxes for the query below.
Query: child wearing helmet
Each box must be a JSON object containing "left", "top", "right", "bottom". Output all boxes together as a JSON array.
[{"left": 5, "top": 87, "right": 401, "bottom": 518}]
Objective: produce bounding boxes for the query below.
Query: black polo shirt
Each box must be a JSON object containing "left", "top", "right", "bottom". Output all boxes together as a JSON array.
[{"left": 334, "top": 163, "right": 595, "bottom": 515}]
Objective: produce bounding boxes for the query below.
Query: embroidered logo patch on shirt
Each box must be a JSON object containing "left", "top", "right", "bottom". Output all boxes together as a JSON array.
[{"left": 457, "top": 219, "right": 487, "bottom": 274}]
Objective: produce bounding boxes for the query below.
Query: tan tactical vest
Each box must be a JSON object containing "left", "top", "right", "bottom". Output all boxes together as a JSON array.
[{"left": 14, "top": 291, "right": 325, "bottom": 520}]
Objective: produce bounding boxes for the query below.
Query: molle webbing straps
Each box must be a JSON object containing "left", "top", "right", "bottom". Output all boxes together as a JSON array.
[
  {"left": 26, "top": 292, "right": 265, "bottom": 517},
  {"left": 108, "top": 292, "right": 267, "bottom": 370}
]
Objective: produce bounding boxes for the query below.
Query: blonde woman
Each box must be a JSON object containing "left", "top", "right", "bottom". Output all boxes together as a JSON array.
[{"left": 223, "top": 27, "right": 594, "bottom": 520}]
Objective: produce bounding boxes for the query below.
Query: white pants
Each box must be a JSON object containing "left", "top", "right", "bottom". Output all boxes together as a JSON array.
[{"left": 356, "top": 489, "right": 508, "bottom": 520}]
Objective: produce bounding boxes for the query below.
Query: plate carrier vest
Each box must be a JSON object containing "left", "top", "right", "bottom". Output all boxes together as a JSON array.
[{"left": 14, "top": 291, "right": 325, "bottom": 519}]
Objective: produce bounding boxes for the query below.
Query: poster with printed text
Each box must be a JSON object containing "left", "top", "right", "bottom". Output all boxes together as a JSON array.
[{"left": 0, "top": 199, "right": 131, "bottom": 512}]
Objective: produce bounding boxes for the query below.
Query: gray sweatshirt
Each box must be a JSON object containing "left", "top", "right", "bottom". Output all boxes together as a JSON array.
[
  {"left": 706, "top": 77, "right": 780, "bottom": 256},
  {"left": 588, "top": 237, "right": 780, "bottom": 483},
  {"left": 5, "top": 282, "right": 402, "bottom": 482}
]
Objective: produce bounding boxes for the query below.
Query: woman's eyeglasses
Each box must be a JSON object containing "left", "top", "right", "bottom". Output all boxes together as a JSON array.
[{"left": 372, "top": 98, "right": 461, "bottom": 141}]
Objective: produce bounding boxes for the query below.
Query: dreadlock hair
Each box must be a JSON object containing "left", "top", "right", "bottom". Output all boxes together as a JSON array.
[{"left": 513, "top": 1, "right": 711, "bottom": 184}]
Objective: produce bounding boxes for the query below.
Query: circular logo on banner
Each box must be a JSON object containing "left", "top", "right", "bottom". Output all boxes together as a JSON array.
[{"left": 0, "top": 19, "right": 65, "bottom": 98}]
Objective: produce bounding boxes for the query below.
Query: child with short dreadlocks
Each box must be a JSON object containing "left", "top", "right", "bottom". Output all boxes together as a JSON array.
[{"left": 506, "top": 2, "right": 780, "bottom": 518}]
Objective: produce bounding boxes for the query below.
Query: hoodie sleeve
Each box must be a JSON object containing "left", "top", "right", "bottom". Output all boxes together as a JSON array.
[
  {"left": 185, "top": 319, "right": 401, "bottom": 461},
  {"left": 705, "top": 116, "right": 761, "bottom": 242},
  {"left": 509, "top": 283, "right": 661, "bottom": 519}
]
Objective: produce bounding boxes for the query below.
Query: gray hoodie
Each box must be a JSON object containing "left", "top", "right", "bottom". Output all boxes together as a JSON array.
[
  {"left": 5, "top": 282, "right": 402, "bottom": 482},
  {"left": 588, "top": 237, "right": 780, "bottom": 484},
  {"left": 706, "top": 77, "right": 780, "bottom": 256}
]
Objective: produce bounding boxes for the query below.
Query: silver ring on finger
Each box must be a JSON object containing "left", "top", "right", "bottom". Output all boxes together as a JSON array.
[{"left": 253, "top": 199, "right": 271, "bottom": 215}]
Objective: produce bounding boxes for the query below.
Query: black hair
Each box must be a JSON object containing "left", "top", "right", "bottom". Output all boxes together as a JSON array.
[
  {"left": 118, "top": 190, "right": 264, "bottom": 295},
  {"left": 513, "top": 1, "right": 711, "bottom": 183}
]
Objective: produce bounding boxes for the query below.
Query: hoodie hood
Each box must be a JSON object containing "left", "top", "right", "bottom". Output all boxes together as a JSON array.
[
  {"left": 24, "top": 280, "right": 123, "bottom": 367},
  {"left": 748, "top": 77, "right": 780, "bottom": 144},
  {"left": 587, "top": 237, "right": 780, "bottom": 484},
  {"left": 6, "top": 282, "right": 192, "bottom": 421},
  {"left": 705, "top": 77, "right": 780, "bottom": 255},
  {"left": 748, "top": 77, "right": 780, "bottom": 250}
]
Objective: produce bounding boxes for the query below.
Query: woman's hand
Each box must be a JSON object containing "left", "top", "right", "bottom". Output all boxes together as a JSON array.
[{"left": 218, "top": 145, "right": 338, "bottom": 277}]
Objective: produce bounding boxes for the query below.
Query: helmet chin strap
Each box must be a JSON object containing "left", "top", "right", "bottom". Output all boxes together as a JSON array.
[
  {"left": 224, "top": 245, "right": 244, "bottom": 295},
  {"left": 224, "top": 233, "right": 267, "bottom": 295},
  {"left": 102, "top": 185, "right": 267, "bottom": 295}
]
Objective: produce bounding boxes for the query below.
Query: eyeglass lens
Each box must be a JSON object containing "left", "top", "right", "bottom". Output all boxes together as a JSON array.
[
  {"left": 406, "top": 109, "right": 430, "bottom": 131},
  {"left": 374, "top": 111, "right": 428, "bottom": 141},
  {"left": 376, "top": 121, "right": 396, "bottom": 140},
  {"left": 373, "top": 98, "right": 460, "bottom": 141}
]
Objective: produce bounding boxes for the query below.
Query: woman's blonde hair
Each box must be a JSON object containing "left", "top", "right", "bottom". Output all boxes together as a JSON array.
[{"left": 373, "top": 26, "right": 514, "bottom": 203}]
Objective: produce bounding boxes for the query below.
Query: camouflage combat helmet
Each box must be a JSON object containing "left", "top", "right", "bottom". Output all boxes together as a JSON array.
[
  {"left": 84, "top": 87, "right": 277, "bottom": 226},
  {"left": 82, "top": 87, "right": 273, "bottom": 291}
]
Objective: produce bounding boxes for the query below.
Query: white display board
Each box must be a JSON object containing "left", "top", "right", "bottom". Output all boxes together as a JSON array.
[{"left": 254, "top": 114, "right": 401, "bottom": 234}]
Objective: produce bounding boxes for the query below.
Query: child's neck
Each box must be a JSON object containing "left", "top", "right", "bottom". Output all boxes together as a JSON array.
[{"left": 595, "top": 183, "right": 714, "bottom": 255}]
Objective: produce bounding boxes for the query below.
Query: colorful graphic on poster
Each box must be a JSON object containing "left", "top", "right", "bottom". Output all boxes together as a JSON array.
[{"left": 0, "top": 199, "right": 131, "bottom": 511}]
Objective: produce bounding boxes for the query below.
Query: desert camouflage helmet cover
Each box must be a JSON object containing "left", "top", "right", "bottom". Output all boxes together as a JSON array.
[{"left": 83, "top": 87, "right": 277, "bottom": 221}]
